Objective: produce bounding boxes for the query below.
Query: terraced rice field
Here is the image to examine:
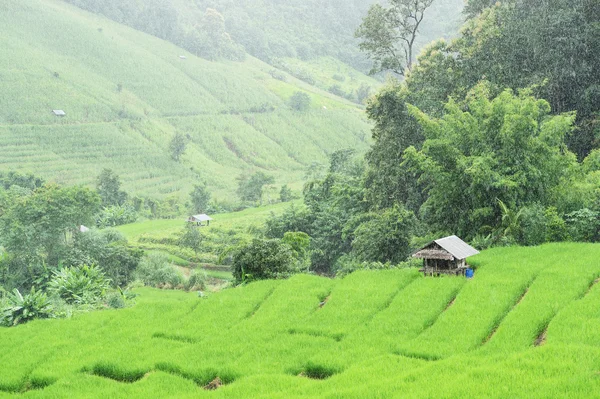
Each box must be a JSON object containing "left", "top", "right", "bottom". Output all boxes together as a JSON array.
[
  {"left": 0, "top": 0, "right": 375, "bottom": 199},
  {"left": 1, "top": 243, "right": 600, "bottom": 397}
]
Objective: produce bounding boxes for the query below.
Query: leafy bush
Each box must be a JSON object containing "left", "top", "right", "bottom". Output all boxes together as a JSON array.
[
  {"left": 232, "top": 239, "right": 296, "bottom": 284},
  {"left": 350, "top": 206, "right": 417, "bottom": 264},
  {"left": 67, "top": 230, "right": 143, "bottom": 287},
  {"left": 48, "top": 265, "right": 111, "bottom": 305},
  {"left": 264, "top": 204, "right": 312, "bottom": 238},
  {"left": 105, "top": 291, "right": 126, "bottom": 309},
  {"left": 96, "top": 204, "right": 138, "bottom": 228},
  {"left": 135, "top": 252, "right": 184, "bottom": 288},
  {"left": 185, "top": 269, "right": 208, "bottom": 291},
  {"left": 1, "top": 288, "right": 54, "bottom": 326},
  {"left": 518, "top": 204, "right": 547, "bottom": 246},
  {"left": 565, "top": 208, "right": 600, "bottom": 242},
  {"left": 288, "top": 91, "right": 311, "bottom": 112}
]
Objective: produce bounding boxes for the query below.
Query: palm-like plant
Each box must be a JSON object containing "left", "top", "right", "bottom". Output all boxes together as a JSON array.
[
  {"left": 496, "top": 199, "right": 524, "bottom": 244},
  {"left": 1, "top": 288, "right": 54, "bottom": 326}
]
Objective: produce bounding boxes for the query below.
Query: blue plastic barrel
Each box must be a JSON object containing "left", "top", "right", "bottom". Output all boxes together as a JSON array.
[{"left": 465, "top": 268, "right": 474, "bottom": 278}]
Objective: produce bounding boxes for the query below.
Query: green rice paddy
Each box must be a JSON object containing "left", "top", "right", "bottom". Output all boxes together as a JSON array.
[{"left": 1, "top": 243, "right": 600, "bottom": 397}]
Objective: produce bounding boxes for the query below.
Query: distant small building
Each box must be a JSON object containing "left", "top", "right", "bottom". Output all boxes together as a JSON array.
[
  {"left": 413, "top": 235, "right": 479, "bottom": 276},
  {"left": 179, "top": 55, "right": 187, "bottom": 60},
  {"left": 53, "top": 110, "right": 66, "bottom": 117},
  {"left": 187, "top": 214, "right": 213, "bottom": 226},
  {"left": 79, "top": 225, "right": 90, "bottom": 233}
]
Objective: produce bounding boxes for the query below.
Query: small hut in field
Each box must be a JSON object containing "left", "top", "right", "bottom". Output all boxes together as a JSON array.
[
  {"left": 53, "top": 110, "right": 66, "bottom": 117},
  {"left": 413, "top": 235, "right": 479, "bottom": 276},
  {"left": 187, "top": 214, "right": 212, "bottom": 226}
]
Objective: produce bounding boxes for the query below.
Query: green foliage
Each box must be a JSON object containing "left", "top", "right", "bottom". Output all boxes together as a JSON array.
[
  {"left": 67, "top": 229, "right": 142, "bottom": 287},
  {"left": 135, "top": 252, "right": 184, "bottom": 288},
  {"left": 0, "top": 184, "right": 101, "bottom": 266},
  {"left": 96, "top": 204, "right": 138, "bottom": 228},
  {"left": 232, "top": 239, "right": 296, "bottom": 284},
  {"left": 189, "top": 184, "right": 211, "bottom": 214},
  {"left": 0, "top": 171, "right": 45, "bottom": 191},
  {"left": 403, "top": 86, "right": 578, "bottom": 239},
  {"left": 350, "top": 206, "right": 417, "bottom": 264},
  {"left": 407, "top": 1, "right": 600, "bottom": 158},
  {"left": 185, "top": 269, "right": 208, "bottom": 291},
  {"left": 282, "top": 231, "right": 311, "bottom": 271},
  {"left": 96, "top": 169, "right": 127, "bottom": 207},
  {"left": 364, "top": 82, "right": 425, "bottom": 211},
  {"left": 1, "top": 288, "right": 53, "bottom": 326},
  {"left": 288, "top": 91, "right": 311, "bottom": 112},
  {"left": 48, "top": 265, "right": 111, "bottom": 305},
  {"left": 264, "top": 204, "right": 312, "bottom": 239},
  {"left": 178, "top": 224, "right": 203, "bottom": 255},
  {"left": 279, "top": 185, "right": 294, "bottom": 203},
  {"left": 169, "top": 133, "right": 187, "bottom": 162},
  {"left": 565, "top": 208, "right": 600, "bottom": 242},
  {"left": 236, "top": 172, "right": 275, "bottom": 203},
  {"left": 356, "top": 0, "right": 435, "bottom": 75}
]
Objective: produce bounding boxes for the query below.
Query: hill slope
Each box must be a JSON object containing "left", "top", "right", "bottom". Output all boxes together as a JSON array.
[
  {"left": 1, "top": 243, "right": 600, "bottom": 397},
  {"left": 0, "top": 0, "right": 376, "bottom": 198}
]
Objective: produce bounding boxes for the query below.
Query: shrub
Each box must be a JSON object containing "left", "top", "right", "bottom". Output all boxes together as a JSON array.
[
  {"left": 96, "top": 204, "right": 138, "bottom": 228},
  {"left": 48, "top": 265, "right": 111, "bottom": 305},
  {"left": 518, "top": 204, "right": 547, "bottom": 246},
  {"left": 1, "top": 288, "right": 54, "bottom": 326},
  {"left": 279, "top": 185, "right": 294, "bottom": 202},
  {"left": 135, "top": 252, "right": 184, "bottom": 288},
  {"left": 185, "top": 269, "right": 207, "bottom": 291},
  {"left": 351, "top": 206, "right": 416, "bottom": 264},
  {"left": 565, "top": 208, "right": 600, "bottom": 242},
  {"left": 288, "top": 91, "right": 311, "bottom": 112},
  {"left": 105, "top": 291, "right": 126, "bottom": 309},
  {"left": 232, "top": 239, "right": 296, "bottom": 284}
]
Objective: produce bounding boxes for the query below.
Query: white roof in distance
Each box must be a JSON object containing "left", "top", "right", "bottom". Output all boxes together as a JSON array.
[
  {"left": 192, "top": 214, "right": 212, "bottom": 221},
  {"left": 53, "top": 110, "right": 66, "bottom": 116}
]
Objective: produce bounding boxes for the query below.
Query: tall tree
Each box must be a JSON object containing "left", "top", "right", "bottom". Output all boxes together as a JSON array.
[
  {"left": 96, "top": 169, "right": 127, "bottom": 207},
  {"left": 169, "top": 133, "right": 187, "bottom": 162},
  {"left": 236, "top": 172, "right": 274, "bottom": 203},
  {"left": 189, "top": 184, "right": 211, "bottom": 214},
  {"left": 355, "top": 0, "right": 435, "bottom": 75}
]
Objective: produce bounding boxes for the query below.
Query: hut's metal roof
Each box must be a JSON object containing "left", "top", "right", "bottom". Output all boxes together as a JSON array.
[
  {"left": 53, "top": 110, "right": 66, "bottom": 116},
  {"left": 412, "top": 235, "right": 479, "bottom": 260},
  {"left": 434, "top": 235, "right": 479, "bottom": 260},
  {"left": 191, "top": 214, "right": 212, "bottom": 221}
]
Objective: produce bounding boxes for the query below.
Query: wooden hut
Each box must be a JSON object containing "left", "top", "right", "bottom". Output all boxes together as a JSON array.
[
  {"left": 187, "top": 214, "right": 212, "bottom": 226},
  {"left": 413, "top": 235, "right": 479, "bottom": 276}
]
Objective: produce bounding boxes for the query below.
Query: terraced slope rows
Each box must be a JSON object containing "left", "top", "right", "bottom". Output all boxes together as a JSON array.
[
  {"left": 0, "top": 0, "right": 374, "bottom": 198},
  {"left": 1, "top": 243, "right": 600, "bottom": 398}
]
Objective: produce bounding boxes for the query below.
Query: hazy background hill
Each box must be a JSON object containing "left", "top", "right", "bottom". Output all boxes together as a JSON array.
[{"left": 0, "top": 0, "right": 464, "bottom": 200}]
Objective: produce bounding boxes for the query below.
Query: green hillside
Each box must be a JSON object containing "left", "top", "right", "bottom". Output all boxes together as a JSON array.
[
  {"left": 1, "top": 243, "right": 600, "bottom": 397},
  {"left": 0, "top": 0, "right": 375, "bottom": 199}
]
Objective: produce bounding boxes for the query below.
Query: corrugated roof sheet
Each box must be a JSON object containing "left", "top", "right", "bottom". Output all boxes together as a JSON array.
[
  {"left": 53, "top": 110, "right": 66, "bottom": 116},
  {"left": 192, "top": 214, "right": 212, "bottom": 221},
  {"left": 434, "top": 235, "right": 479, "bottom": 260}
]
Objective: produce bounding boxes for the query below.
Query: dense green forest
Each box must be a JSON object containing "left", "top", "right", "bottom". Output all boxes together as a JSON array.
[{"left": 257, "top": 0, "right": 600, "bottom": 277}]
